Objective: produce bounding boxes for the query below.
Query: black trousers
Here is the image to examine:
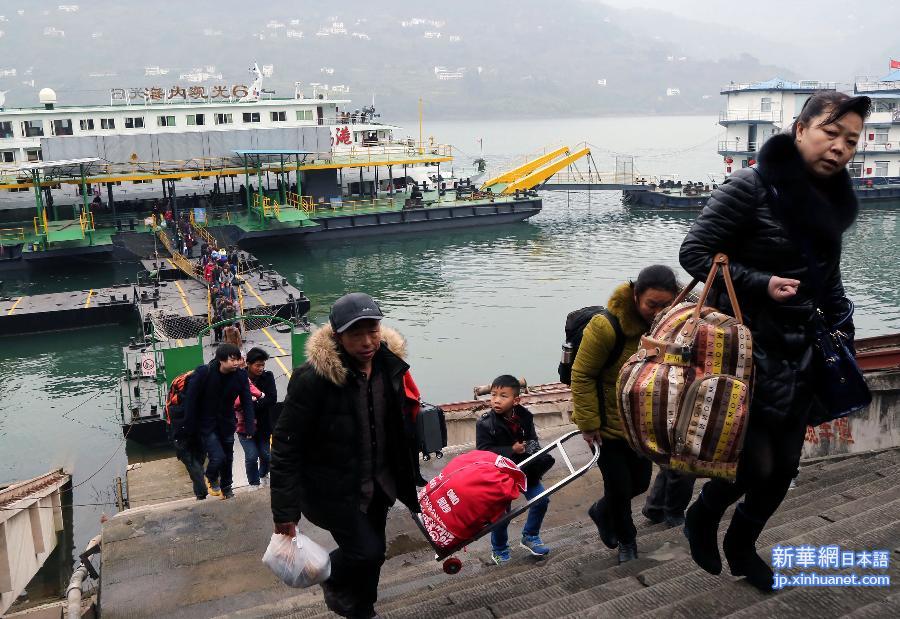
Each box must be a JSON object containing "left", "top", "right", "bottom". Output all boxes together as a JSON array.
[
  {"left": 644, "top": 467, "right": 696, "bottom": 518},
  {"left": 327, "top": 487, "right": 392, "bottom": 612},
  {"left": 700, "top": 410, "right": 808, "bottom": 525},
  {"left": 597, "top": 439, "right": 652, "bottom": 544},
  {"left": 173, "top": 437, "right": 207, "bottom": 499}
]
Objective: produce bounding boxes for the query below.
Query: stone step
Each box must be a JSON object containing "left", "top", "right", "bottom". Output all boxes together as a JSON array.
[
  {"left": 377, "top": 464, "right": 880, "bottom": 618},
  {"left": 519, "top": 493, "right": 900, "bottom": 618},
  {"left": 840, "top": 592, "right": 900, "bottom": 618},
  {"left": 640, "top": 518, "right": 900, "bottom": 619},
  {"left": 506, "top": 577, "right": 646, "bottom": 619}
]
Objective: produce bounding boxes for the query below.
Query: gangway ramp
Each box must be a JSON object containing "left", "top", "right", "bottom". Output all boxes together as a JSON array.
[
  {"left": 502, "top": 147, "right": 591, "bottom": 194},
  {"left": 480, "top": 146, "right": 570, "bottom": 191},
  {"left": 481, "top": 146, "right": 592, "bottom": 194}
]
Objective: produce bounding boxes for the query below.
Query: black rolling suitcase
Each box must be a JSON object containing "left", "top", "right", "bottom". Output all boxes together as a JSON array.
[{"left": 416, "top": 403, "right": 448, "bottom": 460}]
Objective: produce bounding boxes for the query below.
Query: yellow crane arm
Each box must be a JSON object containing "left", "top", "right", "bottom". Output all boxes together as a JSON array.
[
  {"left": 502, "top": 148, "right": 591, "bottom": 193},
  {"left": 480, "top": 146, "right": 570, "bottom": 189}
]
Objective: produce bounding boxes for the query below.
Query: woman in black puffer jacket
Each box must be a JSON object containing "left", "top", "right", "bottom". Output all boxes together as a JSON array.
[{"left": 679, "top": 91, "right": 870, "bottom": 591}]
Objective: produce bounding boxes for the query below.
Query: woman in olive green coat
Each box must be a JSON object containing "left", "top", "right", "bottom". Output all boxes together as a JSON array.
[{"left": 571, "top": 266, "right": 678, "bottom": 563}]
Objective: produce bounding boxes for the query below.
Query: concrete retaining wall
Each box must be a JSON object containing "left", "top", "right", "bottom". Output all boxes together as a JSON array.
[
  {"left": 802, "top": 369, "right": 900, "bottom": 459},
  {"left": 442, "top": 370, "right": 900, "bottom": 462}
]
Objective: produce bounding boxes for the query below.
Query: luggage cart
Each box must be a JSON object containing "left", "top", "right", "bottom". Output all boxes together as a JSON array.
[{"left": 412, "top": 430, "right": 599, "bottom": 574}]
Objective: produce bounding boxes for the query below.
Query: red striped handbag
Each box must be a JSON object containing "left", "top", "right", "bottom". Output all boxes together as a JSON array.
[{"left": 616, "top": 254, "right": 753, "bottom": 480}]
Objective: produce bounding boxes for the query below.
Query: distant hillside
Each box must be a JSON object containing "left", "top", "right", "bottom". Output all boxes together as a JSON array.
[{"left": 0, "top": 0, "right": 796, "bottom": 119}]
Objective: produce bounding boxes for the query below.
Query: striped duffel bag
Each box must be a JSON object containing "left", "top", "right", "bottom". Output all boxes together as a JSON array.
[{"left": 617, "top": 253, "right": 753, "bottom": 480}]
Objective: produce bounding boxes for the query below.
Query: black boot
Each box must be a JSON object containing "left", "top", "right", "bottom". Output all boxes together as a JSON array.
[
  {"left": 683, "top": 493, "right": 724, "bottom": 575},
  {"left": 723, "top": 505, "right": 774, "bottom": 592},
  {"left": 588, "top": 498, "right": 619, "bottom": 549},
  {"left": 617, "top": 540, "right": 638, "bottom": 564},
  {"left": 321, "top": 579, "right": 356, "bottom": 618}
]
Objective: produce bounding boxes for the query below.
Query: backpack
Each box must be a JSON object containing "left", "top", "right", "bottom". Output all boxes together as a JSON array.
[
  {"left": 418, "top": 450, "right": 526, "bottom": 550},
  {"left": 616, "top": 254, "right": 753, "bottom": 481},
  {"left": 164, "top": 370, "right": 194, "bottom": 429},
  {"left": 558, "top": 306, "right": 624, "bottom": 426}
]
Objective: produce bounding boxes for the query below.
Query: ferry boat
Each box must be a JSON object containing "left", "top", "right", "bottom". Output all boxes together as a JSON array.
[
  {"left": 0, "top": 65, "right": 540, "bottom": 267},
  {"left": 624, "top": 67, "right": 900, "bottom": 209}
]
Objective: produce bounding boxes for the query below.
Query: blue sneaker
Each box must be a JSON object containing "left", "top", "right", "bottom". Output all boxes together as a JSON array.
[
  {"left": 491, "top": 546, "right": 511, "bottom": 566},
  {"left": 521, "top": 534, "right": 550, "bottom": 556}
]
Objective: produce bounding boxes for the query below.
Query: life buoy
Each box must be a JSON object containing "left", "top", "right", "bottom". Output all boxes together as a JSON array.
[{"left": 725, "top": 157, "right": 734, "bottom": 164}]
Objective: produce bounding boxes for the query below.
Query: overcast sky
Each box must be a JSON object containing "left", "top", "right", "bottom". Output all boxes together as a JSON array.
[{"left": 594, "top": 0, "right": 900, "bottom": 80}]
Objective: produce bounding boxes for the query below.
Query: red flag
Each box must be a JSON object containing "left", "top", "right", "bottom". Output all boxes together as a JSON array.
[{"left": 891, "top": 59, "right": 900, "bottom": 70}]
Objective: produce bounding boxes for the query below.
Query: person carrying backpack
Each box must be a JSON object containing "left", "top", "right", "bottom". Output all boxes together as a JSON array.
[
  {"left": 182, "top": 344, "right": 255, "bottom": 499},
  {"left": 165, "top": 370, "right": 208, "bottom": 501},
  {"left": 571, "top": 265, "right": 678, "bottom": 563}
]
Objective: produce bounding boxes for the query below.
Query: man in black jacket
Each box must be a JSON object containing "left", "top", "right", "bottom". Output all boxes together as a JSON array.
[
  {"left": 270, "top": 293, "right": 419, "bottom": 619},
  {"left": 183, "top": 343, "right": 255, "bottom": 500}
]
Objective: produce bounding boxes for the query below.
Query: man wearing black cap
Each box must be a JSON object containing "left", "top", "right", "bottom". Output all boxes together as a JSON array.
[{"left": 270, "top": 292, "right": 420, "bottom": 619}]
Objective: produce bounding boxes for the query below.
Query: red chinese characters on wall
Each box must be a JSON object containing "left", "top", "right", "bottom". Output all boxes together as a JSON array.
[
  {"left": 804, "top": 418, "right": 855, "bottom": 445},
  {"left": 333, "top": 126, "right": 352, "bottom": 146}
]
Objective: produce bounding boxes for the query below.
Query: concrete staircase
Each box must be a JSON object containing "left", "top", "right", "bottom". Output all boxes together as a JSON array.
[
  {"left": 99, "top": 447, "right": 900, "bottom": 618},
  {"left": 222, "top": 449, "right": 900, "bottom": 618}
]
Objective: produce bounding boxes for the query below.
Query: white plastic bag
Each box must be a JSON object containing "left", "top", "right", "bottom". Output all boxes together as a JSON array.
[{"left": 262, "top": 532, "right": 331, "bottom": 588}]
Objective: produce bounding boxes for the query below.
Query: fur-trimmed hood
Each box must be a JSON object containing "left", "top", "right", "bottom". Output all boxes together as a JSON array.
[
  {"left": 305, "top": 323, "right": 408, "bottom": 386},
  {"left": 757, "top": 132, "right": 859, "bottom": 250},
  {"left": 607, "top": 282, "right": 647, "bottom": 337}
]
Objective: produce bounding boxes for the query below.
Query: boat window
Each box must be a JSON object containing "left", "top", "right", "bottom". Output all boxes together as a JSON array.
[
  {"left": 101, "top": 118, "right": 115, "bottom": 130},
  {"left": 52, "top": 119, "right": 74, "bottom": 136},
  {"left": 26, "top": 148, "right": 42, "bottom": 162},
  {"left": 873, "top": 130, "right": 888, "bottom": 144},
  {"left": 848, "top": 162, "right": 862, "bottom": 178},
  {"left": 79, "top": 119, "right": 95, "bottom": 131},
  {"left": 0, "top": 121, "right": 14, "bottom": 138},
  {"left": 242, "top": 112, "right": 261, "bottom": 123},
  {"left": 874, "top": 161, "right": 888, "bottom": 177},
  {"left": 187, "top": 113, "right": 205, "bottom": 126},
  {"left": 271, "top": 111, "right": 287, "bottom": 122},
  {"left": 157, "top": 115, "right": 176, "bottom": 127},
  {"left": 296, "top": 109, "right": 313, "bottom": 121},
  {"left": 1, "top": 150, "right": 14, "bottom": 163},
  {"left": 22, "top": 120, "right": 44, "bottom": 137},
  {"left": 215, "top": 113, "right": 233, "bottom": 125},
  {"left": 124, "top": 117, "right": 145, "bottom": 129}
]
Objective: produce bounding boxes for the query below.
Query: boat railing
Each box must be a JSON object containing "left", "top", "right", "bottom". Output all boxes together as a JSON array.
[
  {"left": 79, "top": 210, "right": 96, "bottom": 236},
  {"left": 719, "top": 109, "right": 783, "bottom": 123},
  {"left": 0, "top": 227, "right": 25, "bottom": 243},
  {"left": 331, "top": 141, "right": 453, "bottom": 162},
  {"left": 285, "top": 192, "right": 314, "bottom": 213},
  {"left": 855, "top": 80, "right": 900, "bottom": 93},
  {"left": 717, "top": 140, "right": 758, "bottom": 153},
  {"left": 721, "top": 80, "right": 838, "bottom": 92},
  {"left": 859, "top": 142, "right": 900, "bottom": 152},
  {"left": 546, "top": 170, "right": 640, "bottom": 185}
]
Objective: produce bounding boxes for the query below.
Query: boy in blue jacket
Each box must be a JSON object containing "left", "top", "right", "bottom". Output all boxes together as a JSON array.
[{"left": 475, "top": 375, "right": 553, "bottom": 565}]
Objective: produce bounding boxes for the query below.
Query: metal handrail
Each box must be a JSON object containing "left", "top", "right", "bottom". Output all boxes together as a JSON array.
[{"left": 0, "top": 227, "right": 25, "bottom": 242}]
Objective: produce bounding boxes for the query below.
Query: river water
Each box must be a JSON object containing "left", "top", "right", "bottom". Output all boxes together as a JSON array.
[{"left": 1, "top": 115, "right": 898, "bottom": 561}]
